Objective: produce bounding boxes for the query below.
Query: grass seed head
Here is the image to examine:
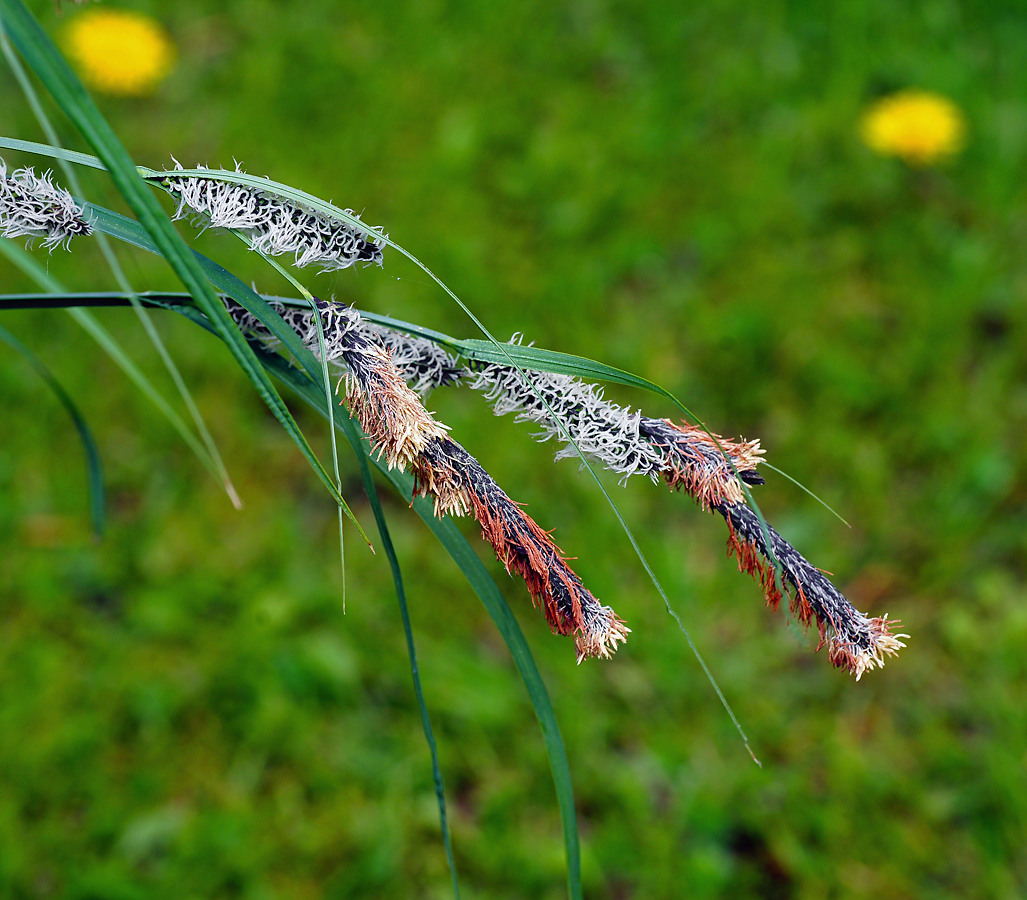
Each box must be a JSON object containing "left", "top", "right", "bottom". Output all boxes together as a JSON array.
[
  {"left": 0, "top": 160, "right": 92, "bottom": 250},
  {"left": 720, "top": 501, "right": 908, "bottom": 678},
  {"left": 164, "top": 164, "right": 384, "bottom": 272}
]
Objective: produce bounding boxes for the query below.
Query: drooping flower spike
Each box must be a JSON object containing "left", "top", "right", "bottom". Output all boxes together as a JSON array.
[
  {"left": 162, "top": 164, "right": 385, "bottom": 272},
  {"left": 470, "top": 355, "right": 906, "bottom": 678},
  {"left": 716, "top": 501, "right": 906, "bottom": 679},
  {"left": 0, "top": 159, "right": 93, "bottom": 250},
  {"left": 469, "top": 354, "right": 765, "bottom": 508},
  {"left": 223, "top": 297, "right": 628, "bottom": 662},
  {"left": 359, "top": 322, "right": 907, "bottom": 678}
]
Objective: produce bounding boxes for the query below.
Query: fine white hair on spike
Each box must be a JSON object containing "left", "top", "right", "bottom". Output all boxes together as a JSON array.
[
  {"left": 0, "top": 159, "right": 93, "bottom": 250},
  {"left": 162, "top": 162, "right": 385, "bottom": 272},
  {"left": 470, "top": 348, "right": 666, "bottom": 484},
  {"left": 466, "top": 339, "right": 763, "bottom": 507}
]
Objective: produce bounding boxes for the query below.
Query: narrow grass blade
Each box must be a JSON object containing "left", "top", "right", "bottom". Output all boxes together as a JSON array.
[
  {"left": 0, "top": 0, "right": 362, "bottom": 535},
  {"left": 333, "top": 410, "right": 460, "bottom": 899},
  {"left": 0, "top": 135, "right": 105, "bottom": 170},
  {"left": 0, "top": 322, "right": 104, "bottom": 537},
  {"left": 253, "top": 348, "right": 582, "bottom": 900},
  {"left": 396, "top": 482, "right": 584, "bottom": 900}
]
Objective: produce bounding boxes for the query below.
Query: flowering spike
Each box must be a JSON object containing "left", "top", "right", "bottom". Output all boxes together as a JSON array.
[
  {"left": 369, "top": 326, "right": 464, "bottom": 397},
  {"left": 163, "top": 164, "right": 384, "bottom": 272},
  {"left": 222, "top": 298, "right": 905, "bottom": 676},
  {"left": 466, "top": 352, "right": 764, "bottom": 504},
  {"left": 0, "top": 160, "right": 92, "bottom": 250}
]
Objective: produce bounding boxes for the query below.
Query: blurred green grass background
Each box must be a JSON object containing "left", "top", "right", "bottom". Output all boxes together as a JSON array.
[{"left": 2, "top": 0, "right": 1026, "bottom": 897}]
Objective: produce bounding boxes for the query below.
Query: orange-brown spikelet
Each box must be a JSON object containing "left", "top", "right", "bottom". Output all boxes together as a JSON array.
[
  {"left": 650, "top": 419, "right": 765, "bottom": 508},
  {"left": 341, "top": 361, "right": 448, "bottom": 472},
  {"left": 312, "top": 300, "right": 447, "bottom": 466}
]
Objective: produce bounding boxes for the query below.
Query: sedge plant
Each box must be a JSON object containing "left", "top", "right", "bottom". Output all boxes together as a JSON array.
[{"left": 0, "top": 2, "right": 907, "bottom": 896}]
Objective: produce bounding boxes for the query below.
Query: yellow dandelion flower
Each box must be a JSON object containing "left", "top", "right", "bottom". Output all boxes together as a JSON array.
[
  {"left": 64, "top": 9, "right": 176, "bottom": 96},
  {"left": 860, "top": 90, "right": 966, "bottom": 165}
]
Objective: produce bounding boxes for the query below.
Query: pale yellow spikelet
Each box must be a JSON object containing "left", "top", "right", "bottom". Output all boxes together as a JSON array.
[
  {"left": 575, "top": 609, "right": 631, "bottom": 663},
  {"left": 829, "top": 615, "right": 909, "bottom": 681}
]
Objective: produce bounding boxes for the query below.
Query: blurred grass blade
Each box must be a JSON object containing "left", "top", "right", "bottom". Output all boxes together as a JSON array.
[
  {"left": 332, "top": 410, "right": 460, "bottom": 900},
  {"left": 0, "top": 322, "right": 104, "bottom": 537},
  {"left": 0, "top": 0, "right": 365, "bottom": 540},
  {"left": 250, "top": 346, "right": 581, "bottom": 900},
  {"left": 0, "top": 239, "right": 233, "bottom": 493}
]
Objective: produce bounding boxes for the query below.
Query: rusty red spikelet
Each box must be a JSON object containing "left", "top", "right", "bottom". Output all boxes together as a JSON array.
[
  {"left": 410, "top": 437, "right": 629, "bottom": 661},
  {"left": 718, "top": 500, "right": 906, "bottom": 679},
  {"left": 642, "top": 418, "right": 765, "bottom": 508}
]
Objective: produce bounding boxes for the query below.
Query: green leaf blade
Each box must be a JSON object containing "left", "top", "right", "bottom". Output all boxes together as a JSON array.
[{"left": 0, "top": 322, "right": 105, "bottom": 537}]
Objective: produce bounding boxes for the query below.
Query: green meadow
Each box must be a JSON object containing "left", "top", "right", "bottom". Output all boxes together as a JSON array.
[{"left": 1, "top": 1, "right": 1025, "bottom": 897}]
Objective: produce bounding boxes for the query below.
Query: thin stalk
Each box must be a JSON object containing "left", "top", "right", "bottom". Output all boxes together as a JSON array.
[
  {"left": 334, "top": 412, "right": 460, "bottom": 899},
  {"left": 761, "top": 462, "right": 850, "bottom": 527}
]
